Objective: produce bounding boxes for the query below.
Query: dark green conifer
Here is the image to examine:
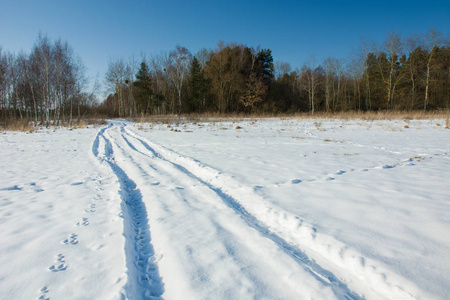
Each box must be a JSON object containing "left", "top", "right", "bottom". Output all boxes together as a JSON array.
[
  {"left": 134, "top": 60, "right": 153, "bottom": 114},
  {"left": 189, "top": 57, "right": 207, "bottom": 112}
]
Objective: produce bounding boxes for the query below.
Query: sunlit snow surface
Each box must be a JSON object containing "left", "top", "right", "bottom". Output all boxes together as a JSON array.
[{"left": 0, "top": 118, "right": 449, "bottom": 299}]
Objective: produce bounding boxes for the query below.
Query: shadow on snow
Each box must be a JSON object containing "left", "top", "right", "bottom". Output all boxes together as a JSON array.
[{"left": 93, "top": 125, "right": 164, "bottom": 299}]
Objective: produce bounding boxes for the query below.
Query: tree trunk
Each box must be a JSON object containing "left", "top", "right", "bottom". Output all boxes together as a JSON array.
[{"left": 424, "top": 53, "right": 433, "bottom": 110}]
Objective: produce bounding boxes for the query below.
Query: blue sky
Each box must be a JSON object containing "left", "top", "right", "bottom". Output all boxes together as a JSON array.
[{"left": 1, "top": 0, "right": 449, "bottom": 95}]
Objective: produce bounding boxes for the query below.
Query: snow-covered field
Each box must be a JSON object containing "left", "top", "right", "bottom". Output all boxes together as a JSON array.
[{"left": 1, "top": 117, "right": 449, "bottom": 299}]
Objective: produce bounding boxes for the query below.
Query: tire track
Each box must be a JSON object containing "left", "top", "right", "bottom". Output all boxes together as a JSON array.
[
  {"left": 123, "top": 124, "right": 423, "bottom": 300},
  {"left": 119, "top": 124, "right": 362, "bottom": 300},
  {"left": 105, "top": 123, "right": 340, "bottom": 299},
  {"left": 93, "top": 124, "right": 164, "bottom": 299}
]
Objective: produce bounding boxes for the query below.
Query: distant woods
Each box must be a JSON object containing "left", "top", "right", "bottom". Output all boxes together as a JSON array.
[
  {"left": 102, "top": 29, "right": 449, "bottom": 117},
  {"left": 0, "top": 34, "right": 94, "bottom": 126},
  {"left": 1, "top": 29, "right": 449, "bottom": 126}
]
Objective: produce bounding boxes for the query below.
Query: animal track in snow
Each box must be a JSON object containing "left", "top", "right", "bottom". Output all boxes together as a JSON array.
[
  {"left": 48, "top": 263, "right": 67, "bottom": 272},
  {"left": 48, "top": 254, "right": 67, "bottom": 272},
  {"left": 285, "top": 153, "right": 448, "bottom": 187},
  {"left": 85, "top": 203, "right": 96, "bottom": 213},
  {"left": 0, "top": 185, "right": 22, "bottom": 191},
  {"left": 62, "top": 233, "right": 78, "bottom": 245},
  {"left": 56, "top": 253, "right": 65, "bottom": 262},
  {"left": 37, "top": 286, "right": 49, "bottom": 300},
  {"left": 76, "top": 217, "right": 89, "bottom": 226}
]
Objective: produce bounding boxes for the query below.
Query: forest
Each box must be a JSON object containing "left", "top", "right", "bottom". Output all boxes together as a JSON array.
[
  {"left": 0, "top": 29, "right": 449, "bottom": 126},
  {"left": 0, "top": 34, "right": 97, "bottom": 126}
]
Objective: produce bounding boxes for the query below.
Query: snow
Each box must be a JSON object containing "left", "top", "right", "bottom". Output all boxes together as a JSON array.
[{"left": 0, "top": 117, "right": 449, "bottom": 299}]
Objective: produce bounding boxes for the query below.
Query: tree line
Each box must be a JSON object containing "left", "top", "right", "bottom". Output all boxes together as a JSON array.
[
  {"left": 0, "top": 34, "right": 94, "bottom": 126},
  {"left": 2, "top": 29, "right": 448, "bottom": 126},
  {"left": 101, "top": 29, "right": 449, "bottom": 117}
]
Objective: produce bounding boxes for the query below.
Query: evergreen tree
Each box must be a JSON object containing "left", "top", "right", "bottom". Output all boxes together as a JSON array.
[
  {"left": 134, "top": 60, "right": 153, "bottom": 114},
  {"left": 256, "top": 49, "right": 274, "bottom": 85},
  {"left": 189, "top": 57, "right": 207, "bottom": 112},
  {"left": 136, "top": 60, "right": 150, "bottom": 82}
]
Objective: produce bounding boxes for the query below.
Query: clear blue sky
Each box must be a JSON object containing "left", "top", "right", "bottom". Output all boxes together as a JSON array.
[{"left": 1, "top": 0, "right": 449, "bottom": 96}]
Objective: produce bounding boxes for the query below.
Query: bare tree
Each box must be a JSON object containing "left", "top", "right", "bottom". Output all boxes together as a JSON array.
[
  {"left": 195, "top": 48, "right": 213, "bottom": 70},
  {"left": 405, "top": 33, "right": 423, "bottom": 109},
  {"left": 33, "top": 33, "right": 53, "bottom": 126},
  {"left": 0, "top": 35, "right": 87, "bottom": 125},
  {"left": 0, "top": 48, "right": 9, "bottom": 118},
  {"left": 379, "top": 31, "right": 405, "bottom": 109},
  {"left": 423, "top": 28, "right": 444, "bottom": 110},
  {"left": 105, "top": 58, "right": 126, "bottom": 117},
  {"left": 323, "top": 58, "right": 345, "bottom": 112},
  {"left": 150, "top": 51, "right": 173, "bottom": 113},
  {"left": 301, "top": 56, "right": 320, "bottom": 113},
  {"left": 125, "top": 56, "right": 137, "bottom": 116},
  {"left": 73, "top": 56, "right": 87, "bottom": 122},
  {"left": 358, "top": 38, "right": 376, "bottom": 110},
  {"left": 274, "top": 61, "right": 291, "bottom": 80},
  {"left": 248, "top": 45, "right": 261, "bottom": 72},
  {"left": 204, "top": 42, "right": 247, "bottom": 113},
  {"left": 167, "top": 46, "right": 192, "bottom": 114},
  {"left": 240, "top": 73, "right": 267, "bottom": 112}
]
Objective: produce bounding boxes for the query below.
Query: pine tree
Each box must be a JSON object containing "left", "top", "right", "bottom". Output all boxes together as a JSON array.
[
  {"left": 134, "top": 60, "right": 153, "bottom": 114},
  {"left": 189, "top": 57, "right": 207, "bottom": 112},
  {"left": 256, "top": 49, "right": 274, "bottom": 85},
  {"left": 136, "top": 60, "right": 150, "bottom": 83}
]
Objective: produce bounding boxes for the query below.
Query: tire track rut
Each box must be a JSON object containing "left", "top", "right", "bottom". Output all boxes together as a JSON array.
[
  {"left": 93, "top": 124, "right": 164, "bottom": 299},
  {"left": 123, "top": 123, "right": 424, "bottom": 300},
  {"left": 118, "top": 123, "right": 362, "bottom": 300},
  {"left": 92, "top": 122, "right": 424, "bottom": 300}
]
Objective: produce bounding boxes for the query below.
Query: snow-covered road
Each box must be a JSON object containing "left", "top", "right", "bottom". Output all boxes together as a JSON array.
[
  {"left": 1, "top": 118, "right": 449, "bottom": 299},
  {"left": 94, "top": 122, "right": 348, "bottom": 299}
]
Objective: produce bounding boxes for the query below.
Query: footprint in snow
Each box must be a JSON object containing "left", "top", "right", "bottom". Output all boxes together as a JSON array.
[
  {"left": 0, "top": 185, "right": 22, "bottom": 191},
  {"left": 37, "top": 286, "right": 49, "bottom": 300},
  {"left": 48, "top": 254, "right": 67, "bottom": 272},
  {"left": 62, "top": 233, "right": 78, "bottom": 245},
  {"left": 76, "top": 217, "right": 89, "bottom": 226},
  {"left": 29, "top": 182, "right": 44, "bottom": 192},
  {"left": 85, "top": 204, "right": 96, "bottom": 213},
  {"left": 291, "top": 179, "right": 302, "bottom": 184},
  {"left": 336, "top": 170, "right": 346, "bottom": 175},
  {"left": 48, "top": 264, "right": 67, "bottom": 272}
]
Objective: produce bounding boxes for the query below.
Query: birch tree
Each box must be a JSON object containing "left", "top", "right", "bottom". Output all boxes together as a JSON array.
[
  {"left": 423, "top": 28, "right": 444, "bottom": 110},
  {"left": 301, "top": 56, "right": 320, "bottom": 113},
  {"left": 405, "top": 34, "right": 424, "bottom": 109},
  {"left": 33, "top": 34, "right": 53, "bottom": 126},
  {"left": 105, "top": 58, "right": 126, "bottom": 117},
  {"left": 168, "top": 46, "right": 192, "bottom": 114},
  {"left": 379, "top": 31, "right": 405, "bottom": 109}
]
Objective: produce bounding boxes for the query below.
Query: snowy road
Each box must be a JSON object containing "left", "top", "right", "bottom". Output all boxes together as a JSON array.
[
  {"left": 92, "top": 121, "right": 431, "bottom": 299},
  {"left": 94, "top": 122, "right": 342, "bottom": 299}
]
